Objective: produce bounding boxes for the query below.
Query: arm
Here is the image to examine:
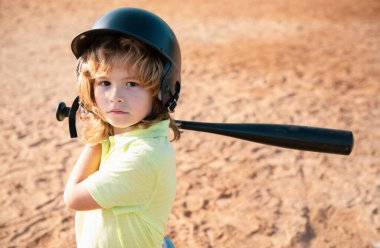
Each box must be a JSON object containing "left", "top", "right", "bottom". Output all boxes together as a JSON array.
[{"left": 64, "top": 144, "right": 102, "bottom": 211}]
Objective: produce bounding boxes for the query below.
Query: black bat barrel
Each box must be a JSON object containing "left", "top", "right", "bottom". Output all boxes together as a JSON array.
[{"left": 176, "top": 120, "right": 354, "bottom": 155}]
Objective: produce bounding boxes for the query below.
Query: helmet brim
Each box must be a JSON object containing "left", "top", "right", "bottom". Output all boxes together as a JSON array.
[{"left": 71, "top": 29, "right": 163, "bottom": 60}]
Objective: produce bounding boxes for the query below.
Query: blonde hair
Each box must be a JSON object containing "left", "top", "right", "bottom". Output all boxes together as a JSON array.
[{"left": 76, "top": 35, "right": 180, "bottom": 144}]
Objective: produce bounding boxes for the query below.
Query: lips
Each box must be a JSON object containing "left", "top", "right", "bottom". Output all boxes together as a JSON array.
[{"left": 108, "top": 109, "right": 128, "bottom": 114}]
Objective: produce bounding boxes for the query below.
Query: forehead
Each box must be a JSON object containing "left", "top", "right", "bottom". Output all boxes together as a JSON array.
[{"left": 94, "top": 58, "right": 137, "bottom": 77}]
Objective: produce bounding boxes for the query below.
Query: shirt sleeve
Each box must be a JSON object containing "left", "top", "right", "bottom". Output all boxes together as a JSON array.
[{"left": 83, "top": 143, "right": 158, "bottom": 210}]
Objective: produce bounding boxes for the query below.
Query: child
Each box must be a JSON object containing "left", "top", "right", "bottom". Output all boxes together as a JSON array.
[{"left": 63, "top": 7, "right": 181, "bottom": 248}]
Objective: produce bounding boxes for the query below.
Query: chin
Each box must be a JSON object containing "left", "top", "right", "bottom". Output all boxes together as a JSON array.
[{"left": 111, "top": 121, "right": 139, "bottom": 131}]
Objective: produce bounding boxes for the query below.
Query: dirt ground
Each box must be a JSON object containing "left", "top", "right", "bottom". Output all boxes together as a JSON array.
[{"left": 1, "top": 0, "right": 380, "bottom": 247}]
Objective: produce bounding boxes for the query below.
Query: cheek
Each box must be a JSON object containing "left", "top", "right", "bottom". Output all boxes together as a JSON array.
[
  {"left": 94, "top": 88, "right": 107, "bottom": 109},
  {"left": 142, "top": 92, "right": 153, "bottom": 111}
]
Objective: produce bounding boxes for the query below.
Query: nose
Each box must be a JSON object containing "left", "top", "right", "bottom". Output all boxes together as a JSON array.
[{"left": 109, "top": 86, "right": 124, "bottom": 103}]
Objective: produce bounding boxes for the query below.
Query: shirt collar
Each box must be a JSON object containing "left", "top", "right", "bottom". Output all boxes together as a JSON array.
[{"left": 108, "top": 120, "right": 170, "bottom": 146}]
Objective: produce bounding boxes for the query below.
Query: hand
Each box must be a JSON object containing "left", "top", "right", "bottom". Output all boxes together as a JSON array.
[{"left": 77, "top": 105, "right": 93, "bottom": 125}]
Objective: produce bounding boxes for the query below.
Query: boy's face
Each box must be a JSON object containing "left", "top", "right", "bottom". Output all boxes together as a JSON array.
[{"left": 93, "top": 62, "right": 152, "bottom": 134}]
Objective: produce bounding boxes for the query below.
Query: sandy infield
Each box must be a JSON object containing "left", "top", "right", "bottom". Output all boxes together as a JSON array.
[{"left": 1, "top": 0, "right": 380, "bottom": 247}]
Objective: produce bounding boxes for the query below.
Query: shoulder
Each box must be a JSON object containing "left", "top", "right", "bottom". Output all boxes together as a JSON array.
[{"left": 122, "top": 136, "right": 175, "bottom": 165}]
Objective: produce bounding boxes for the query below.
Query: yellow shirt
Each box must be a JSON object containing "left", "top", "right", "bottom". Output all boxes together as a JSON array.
[{"left": 75, "top": 120, "right": 176, "bottom": 248}]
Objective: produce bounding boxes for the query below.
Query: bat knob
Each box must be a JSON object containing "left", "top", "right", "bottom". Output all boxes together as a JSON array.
[{"left": 56, "top": 102, "right": 70, "bottom": 122}]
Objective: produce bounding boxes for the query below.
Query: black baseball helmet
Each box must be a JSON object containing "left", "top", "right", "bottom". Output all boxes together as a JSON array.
[{"left": 71, "top": 7, "right": 181, "bottom": 112}]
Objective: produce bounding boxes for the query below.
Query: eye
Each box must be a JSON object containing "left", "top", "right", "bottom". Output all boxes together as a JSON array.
[
  {"left": 98, "top": 80, "right": 111, "bottom": 87},
  {"left": 126, "top": 81, "right": 139, "bottom": 87}
]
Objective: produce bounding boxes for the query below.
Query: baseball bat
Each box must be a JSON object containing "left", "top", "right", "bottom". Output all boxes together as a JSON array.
[
  {"left": 175, "top": 120, "right": 353, "bottom": 155},
  {"left": 56, "top": 101, "right": 354, "bottom": 155}
]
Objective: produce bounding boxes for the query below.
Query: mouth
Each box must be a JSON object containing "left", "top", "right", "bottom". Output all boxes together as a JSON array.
[{"left": 108, "top": 109, "right": 128, "bottom": 114}]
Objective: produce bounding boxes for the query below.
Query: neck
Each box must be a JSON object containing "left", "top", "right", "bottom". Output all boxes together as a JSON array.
[{"left": 112, "top": 125, "right": 138, "bottom": 135}]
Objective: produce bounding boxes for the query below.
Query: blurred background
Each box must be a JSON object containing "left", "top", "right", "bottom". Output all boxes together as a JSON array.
[{"left": 1, "top": 0, "right": 379, "bottom": 247}]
